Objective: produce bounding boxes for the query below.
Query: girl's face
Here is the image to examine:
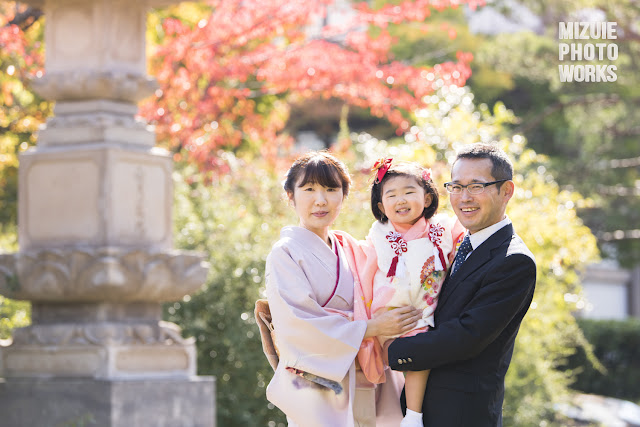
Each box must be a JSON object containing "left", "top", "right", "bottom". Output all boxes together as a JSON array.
[
  {"left": 288, "top": 176, "right": 344, "bottom": 242},
  {"left": 377, "top": 175, "right": 432, "bottom": 226}
]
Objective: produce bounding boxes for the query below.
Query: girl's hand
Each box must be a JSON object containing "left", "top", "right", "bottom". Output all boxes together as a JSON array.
[{"left": 364, "top": 306, "right": 422, "bottom": 339}]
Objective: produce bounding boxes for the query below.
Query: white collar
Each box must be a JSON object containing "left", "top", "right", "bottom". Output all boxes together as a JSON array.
[{"left": 468, "top": 216, "right": 511, "bottom": 250}]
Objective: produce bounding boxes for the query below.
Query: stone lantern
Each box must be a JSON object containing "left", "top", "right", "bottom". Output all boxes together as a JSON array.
[{"left": 0, "top": 0, "right": 215, "bottom": 425}]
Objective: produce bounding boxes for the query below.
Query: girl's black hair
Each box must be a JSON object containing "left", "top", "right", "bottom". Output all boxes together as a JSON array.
[{"left": 370, "top": 162, "right": 439, "bottom": 223}]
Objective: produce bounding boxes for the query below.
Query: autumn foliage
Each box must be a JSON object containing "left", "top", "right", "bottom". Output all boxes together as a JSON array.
[
  {"left": 1, "top": 0, "right": 483, "bottom": 175},
  {"left": 0, "top": 4, "right": 42, "bottom": 72},
  {"left": 140, "top": 0, "right": 482, "bottom": 174},
  {"left": 0, "top": 3, "right": 47, "bottom": 229}
]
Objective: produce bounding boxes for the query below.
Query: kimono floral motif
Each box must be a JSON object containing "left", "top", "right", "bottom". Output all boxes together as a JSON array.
[
  {"left": 361, "top": 295, "right": 372, "bottom": 308},
  {"left": 422, "top": 278, "right": 440, "bottom": 305},
  {"left": 425, "top": 277, "right": 435, "bottom": 287},
  {"left": 420, "top": 256, "right": 445, "bottom": 293},
  {"left": 286, "top": 367, "right": 344, "bottom": 393},
  {"left": 420, "top": 256, "right": 435, "bottom": 282},
  {"left": 455, "top": 233, "right": 465, "bottom": 249}
]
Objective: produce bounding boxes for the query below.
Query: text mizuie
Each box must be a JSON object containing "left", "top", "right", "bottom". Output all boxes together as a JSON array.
[{"left": 558, "top": 21, "right": 618, "bottom": 83}]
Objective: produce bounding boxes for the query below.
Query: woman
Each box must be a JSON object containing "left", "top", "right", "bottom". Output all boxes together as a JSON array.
[{"left": 265, "top": 151, "right": 422, "bottom": 427}]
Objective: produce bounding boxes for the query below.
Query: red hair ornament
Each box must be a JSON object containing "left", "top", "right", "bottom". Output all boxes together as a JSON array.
[{"left": 372, "top": 158, "right": 393, "bottom": 184}]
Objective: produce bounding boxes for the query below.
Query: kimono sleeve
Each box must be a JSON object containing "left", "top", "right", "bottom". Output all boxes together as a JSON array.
[
  {"left": 336, "top": 231, "right": 388, "bottom": 384},
  {"left": 265, "top": 245, "right": 367, "bottom": 383}
]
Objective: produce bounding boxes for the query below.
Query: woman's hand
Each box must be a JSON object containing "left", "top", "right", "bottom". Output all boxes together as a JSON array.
[{"left": 364, "top": 306, "right": 423, "bottom": 339}]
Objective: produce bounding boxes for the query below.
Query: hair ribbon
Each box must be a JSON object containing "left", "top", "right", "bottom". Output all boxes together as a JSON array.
[{"left": 372, "top": 158, "right": 393, "bottom": 184}]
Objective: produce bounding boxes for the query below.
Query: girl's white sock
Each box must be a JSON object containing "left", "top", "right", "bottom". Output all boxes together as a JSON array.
[{"left": 400, "top": 408, "right": 423, "bottom": 427}]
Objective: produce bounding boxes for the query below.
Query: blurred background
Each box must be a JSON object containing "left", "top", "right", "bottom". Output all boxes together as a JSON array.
[{"left": 0, "top": 0, "right": 638, "bottom": 425}]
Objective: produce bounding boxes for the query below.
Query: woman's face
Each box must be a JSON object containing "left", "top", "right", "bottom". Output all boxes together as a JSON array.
[{"left": 288, "top": 176, "right": 344, "bottom": 242}]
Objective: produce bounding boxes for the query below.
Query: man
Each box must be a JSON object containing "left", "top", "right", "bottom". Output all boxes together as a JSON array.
[{"left": 387, "top": 143, "right": 537, "bottom": 426}]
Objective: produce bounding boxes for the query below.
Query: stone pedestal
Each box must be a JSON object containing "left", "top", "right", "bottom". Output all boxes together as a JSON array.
[
  {"left": 5, "top": 302, "right": 198, "bottom": 379},
  {"left": 0, "top": 0, "right": 216, "bottom": 425},
  {"left": 0, "top": 247, "right": 208, "bottom": 380},
  {"left": 0, "top": 377, "right": 216, "bottom": 427}
]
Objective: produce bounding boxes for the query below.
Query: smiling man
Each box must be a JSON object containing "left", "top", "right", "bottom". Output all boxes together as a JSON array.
[{"left": 387, "top": 143, "right": 537, "bottom": 427}]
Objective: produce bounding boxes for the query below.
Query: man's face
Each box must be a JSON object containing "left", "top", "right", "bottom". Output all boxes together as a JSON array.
[{"left": 450, "top": 158, "right": 513, "bottom": 234}]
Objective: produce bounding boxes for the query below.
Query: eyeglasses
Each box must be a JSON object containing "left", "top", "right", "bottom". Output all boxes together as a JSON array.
[{"left": 443, "top": 180, "right": 508, "bottom": 195}]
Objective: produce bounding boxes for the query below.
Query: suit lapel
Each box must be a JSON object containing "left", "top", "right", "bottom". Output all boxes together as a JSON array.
[{"left": 438, "top": 224, "right": 514, "bottom": 308}]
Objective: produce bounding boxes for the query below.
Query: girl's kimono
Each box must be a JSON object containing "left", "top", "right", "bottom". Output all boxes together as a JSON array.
[
  {"left": 340, "top": 215, "right": 465, "bottom": 384},
  {"left": 265, "top": 226, "right": 404, "bottom": 427}
]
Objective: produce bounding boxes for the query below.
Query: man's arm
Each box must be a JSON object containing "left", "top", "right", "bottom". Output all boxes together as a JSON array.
[{"left": 387, "top": 253, "right": 536, "bottom": 371}]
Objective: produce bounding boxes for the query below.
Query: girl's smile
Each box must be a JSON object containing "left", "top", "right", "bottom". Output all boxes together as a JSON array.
[{"left": 377, "top": 176, "right": 432, "bottom": 227}]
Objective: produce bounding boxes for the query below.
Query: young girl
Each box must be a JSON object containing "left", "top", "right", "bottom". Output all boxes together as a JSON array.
[{"left": 348, "top": 159, "right": 464, "bottom": 427}]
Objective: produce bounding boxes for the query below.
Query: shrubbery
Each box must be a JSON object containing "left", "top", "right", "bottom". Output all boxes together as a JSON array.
[
  {"left": 165, "top": 161, "right": 293, "bottom": 426},
  {"left": 566, "top": 318, "right": 640, "bottom": 403}
]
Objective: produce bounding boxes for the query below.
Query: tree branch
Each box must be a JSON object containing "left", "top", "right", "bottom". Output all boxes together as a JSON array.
[
  {"left": 598, "top": 229, "right": 640, "bottom": 241},
  {"left": 604, "top": 124, "right": 640, "bottom": 138},
  {"left": 8, "top": 6, "right": 43, "bottom": 31},
  {"left": 595, "top": 156, "right": 640, "bottom": 170},
  {"left": 514, "top": 94, "right": 621, "bottom": 134},
  {"left": 596, "top": 184, "right": 640, "bottom": 196}
]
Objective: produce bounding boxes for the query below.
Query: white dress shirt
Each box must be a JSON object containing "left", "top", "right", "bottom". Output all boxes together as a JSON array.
[{"left": 455, "top": 216, "right": 512, "bottom": 268}]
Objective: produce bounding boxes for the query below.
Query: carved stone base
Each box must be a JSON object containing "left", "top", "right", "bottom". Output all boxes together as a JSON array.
[
  {"left": 0, "top": 376, "right": 215, "bottom": 427},
  {"left": 32, "top": 72, "right": 157, "bottom": 104},
  {"left": 3, "top": 320, "right": 196, "bottom": 379},
  {"left": 0, "top": 248, "right": 209, "bottom": 302}
]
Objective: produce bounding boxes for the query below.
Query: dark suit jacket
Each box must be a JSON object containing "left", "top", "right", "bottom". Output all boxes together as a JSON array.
[{"left": 387, "top": 223, "right": 536, "bottom": 427}]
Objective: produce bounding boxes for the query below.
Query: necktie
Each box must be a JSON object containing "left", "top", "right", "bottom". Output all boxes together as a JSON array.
[{"left": 451, "top": 234, "right": 472, "bottom": 276}]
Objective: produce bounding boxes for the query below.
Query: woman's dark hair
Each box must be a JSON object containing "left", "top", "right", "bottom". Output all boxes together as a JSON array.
[
  {"left": 371, "top": 161, "right": 439, "bottom": 223},
  {"left": 284, "top": 150, "right": 351, "bottom": 198}
]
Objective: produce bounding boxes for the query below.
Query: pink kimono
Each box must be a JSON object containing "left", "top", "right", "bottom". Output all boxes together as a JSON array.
[
  {"left": 266, "top": 226, "right": 405, "bottom": 427},
  {"left": 339, "top": 215, "right": 464, "bottom": 384}
]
